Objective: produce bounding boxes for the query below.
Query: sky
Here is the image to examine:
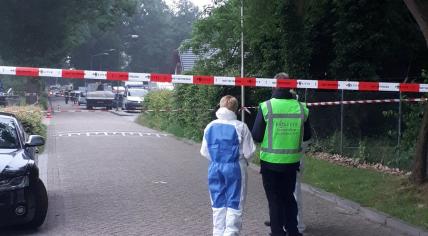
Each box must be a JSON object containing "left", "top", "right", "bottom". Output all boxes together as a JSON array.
[
  {"left": 189, "top": 0, "right": 212, "bottom": 8},
  {"left": 165, "top": 0, "right": 213, "bottom": 9}
]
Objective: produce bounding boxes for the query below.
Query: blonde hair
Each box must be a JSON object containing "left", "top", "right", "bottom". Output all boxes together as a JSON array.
[{"left": 219, "top": 95, "right": 239, "bottom": 112}]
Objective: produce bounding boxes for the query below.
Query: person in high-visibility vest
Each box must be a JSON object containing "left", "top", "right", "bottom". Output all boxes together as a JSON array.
[
  {"left": 251, "top": 73, "right": 311, "bottom": 236},
  {"left": 201, "top": 95, "right": 256, "bottom": 236}
]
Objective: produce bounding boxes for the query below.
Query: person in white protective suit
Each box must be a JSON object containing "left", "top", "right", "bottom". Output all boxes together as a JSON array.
[{"left": 201, "top": 95, "right": 256, "bottom": 236}]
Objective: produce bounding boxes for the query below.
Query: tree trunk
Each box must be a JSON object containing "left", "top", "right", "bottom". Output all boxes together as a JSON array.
[
  {"left": 403, "top": 0, "right": 428, "bottom": 184},
  {"left": 411, "top": 104, "right": 428, "bottom": 184},
  {"left": 403, "top": 0, "right": 428, "bottom": 47}
]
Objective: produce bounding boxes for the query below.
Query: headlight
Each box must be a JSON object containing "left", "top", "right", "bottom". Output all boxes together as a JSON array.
[{"left": 0, "top": 176, "right": 29, "bottom": 191}]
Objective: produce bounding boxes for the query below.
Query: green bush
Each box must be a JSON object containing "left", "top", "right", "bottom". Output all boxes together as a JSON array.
[
  {"left": 0, "top": 106, "right": 46, "bottom": 136},
  {"left": 140, "top": 90, "right": 174, "bottom": 130},
  {"left": 139, "top": 85, "right": 222, "bottom": 141},
  {"left": 38, "top": 93, "right": 49, "bottom": 110}
]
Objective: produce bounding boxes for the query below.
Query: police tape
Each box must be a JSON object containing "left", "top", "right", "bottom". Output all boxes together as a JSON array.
[
  {"left": 1, "top": 65, "right": 428, "bottom": 93},
  {"left": 236, "top": 97, "right": 428, "bottom": 114},
  {"left": 127, "top": 97, "right": 428, "bottom": 114},
  {"left": 2, "top": 97, "right": 425, "bottom": 115},
  {"left": 306, "top": 97, "right": 427, "bottom": 107}
]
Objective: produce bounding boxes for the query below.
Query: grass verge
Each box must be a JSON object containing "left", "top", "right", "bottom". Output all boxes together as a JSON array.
[{"left": 303, "top": 155, "right": 428, "bottom": 230}]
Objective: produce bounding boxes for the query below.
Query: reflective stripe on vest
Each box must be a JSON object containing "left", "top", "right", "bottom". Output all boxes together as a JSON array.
[{"left": 260, "top": 100, "right": 305, "bottom": 155}]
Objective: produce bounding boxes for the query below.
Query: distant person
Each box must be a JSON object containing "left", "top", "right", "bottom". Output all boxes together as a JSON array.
[
  {"left": 64, "top": 91, "right": 69, "bottom": 104},
  {"left": 251, "top": 73, "right": 311, "bottom": 236},
  {"left": 201, "top": 95, "right": 256, "bottom": 236}
]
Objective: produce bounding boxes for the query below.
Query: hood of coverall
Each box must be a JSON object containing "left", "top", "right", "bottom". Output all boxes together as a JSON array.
[{"left": 215, "top": 107, "right": 237, "bottom": 121}]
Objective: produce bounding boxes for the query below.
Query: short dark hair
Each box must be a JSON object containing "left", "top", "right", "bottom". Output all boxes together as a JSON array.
[
  {"left": 274, "top": 72, "right": 289, "bottom": 80},
  {"left": 272, "top": 72, "right": 293, "bottom": 98}
]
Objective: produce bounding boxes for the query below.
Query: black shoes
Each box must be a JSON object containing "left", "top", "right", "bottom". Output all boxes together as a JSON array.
[
  {"left": 269, "top": 233, "right": 303, "bottom": 236},
  {"left": 265, "top": 221, "right": 303, "bottom": 236}
]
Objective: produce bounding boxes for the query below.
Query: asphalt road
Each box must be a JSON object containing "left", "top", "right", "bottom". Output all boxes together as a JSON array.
[{"left": 1, "top": 97, "right": 404, "bottom": 236}]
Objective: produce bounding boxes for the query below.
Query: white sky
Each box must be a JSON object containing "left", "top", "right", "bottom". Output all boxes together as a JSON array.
[
  {"left": 190, "top": 0, "right": 212, "bottom": 8},
  {"left": 165, "top": 0, "right": 213, "bottom": 9}
]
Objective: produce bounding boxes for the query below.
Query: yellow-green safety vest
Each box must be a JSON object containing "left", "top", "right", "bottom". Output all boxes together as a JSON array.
[{"left": 260, "top": 98, "right": 309, "bottom": 164}]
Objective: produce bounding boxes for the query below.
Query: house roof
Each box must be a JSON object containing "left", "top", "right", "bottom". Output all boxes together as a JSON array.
[{"left": 179, "top": 49, "right": 198, "bottom": 72}]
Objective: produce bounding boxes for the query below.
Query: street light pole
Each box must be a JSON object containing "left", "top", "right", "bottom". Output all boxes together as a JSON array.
[
  {"left": 89, "top": 52, "right": 110, "bottom": 91},
  {"left": 90, "top": 52, "right": 109, "bottom": 70},
  {"left": 240, "top": 0, "right": 245, "bottom": 123}
]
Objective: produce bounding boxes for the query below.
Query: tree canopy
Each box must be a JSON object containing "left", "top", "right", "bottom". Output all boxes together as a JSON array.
[
  {"left": 188, "top": 0, "right": 428, "bottom": 81},
  {"left": 0, "top": 0, "right": 136, "bottom": 67}
]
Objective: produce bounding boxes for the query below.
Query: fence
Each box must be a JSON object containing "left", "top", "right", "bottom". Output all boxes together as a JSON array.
[{"left": 294, "top": 89, "right": 424, "bottom": 170}]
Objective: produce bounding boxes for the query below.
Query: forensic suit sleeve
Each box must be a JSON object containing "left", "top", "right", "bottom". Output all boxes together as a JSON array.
[
  {"left": 242, "top": 124, "right": 256, "bottom": 161},
  {"left": 200, "top": 125, "right": 211, "bottom": 160}
]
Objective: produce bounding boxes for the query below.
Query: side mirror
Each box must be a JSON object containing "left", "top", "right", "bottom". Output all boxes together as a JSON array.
[{"left": 25, "top": 135, "right": 45, "bottom": 147}]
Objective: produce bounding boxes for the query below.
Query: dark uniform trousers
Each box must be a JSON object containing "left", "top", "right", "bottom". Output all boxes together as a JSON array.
[{"left": 261, "top": 162, "right": 300, "bottom": 236}]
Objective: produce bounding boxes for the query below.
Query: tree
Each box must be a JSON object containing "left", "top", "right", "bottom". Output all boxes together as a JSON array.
[
  {"left": 403, "top": 0, "right": 428, "bottom": 184},
  {"left": 0, "top": 0, "right": 136, "bottom": 66},
  {"left": 0, "top": 0, "right": 136, "bottom": 92},
  {"left": 125, "top": 0, "right": 198, "bottom": 73}
]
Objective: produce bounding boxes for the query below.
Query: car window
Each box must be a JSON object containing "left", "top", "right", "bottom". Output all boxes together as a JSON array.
[
  {"left": 0, "top": 118, "right": 19, "bottom": 149},
  {"left": 128, "top": 89, "right": 148, "bottom": 97}
]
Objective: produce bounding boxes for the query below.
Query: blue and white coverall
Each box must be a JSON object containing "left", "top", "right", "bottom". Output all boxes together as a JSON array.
[{"left": 201, "top": 107, "right": 256, "bottom": 236}]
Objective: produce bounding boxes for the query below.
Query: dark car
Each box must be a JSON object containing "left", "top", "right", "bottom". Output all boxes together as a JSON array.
[{"left": 0, "top": 113, "right": 47, "bottom": 229}]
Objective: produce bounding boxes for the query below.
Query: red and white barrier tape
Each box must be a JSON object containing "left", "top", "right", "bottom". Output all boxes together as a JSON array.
[
  {"left": 242, "top": 98, "right": 428, "bottom": 110},
  {"left": 144, "top": 97, "right": 428, "bottom": 114},
  {"left": 3, "top": 97, "right": 425, "bottom": 116},
  {"left": 307, "top": 97, "right": 427, "bottom": 106},
  {"left": 1, "top": 66, "right": 428, "bottom": 93}
]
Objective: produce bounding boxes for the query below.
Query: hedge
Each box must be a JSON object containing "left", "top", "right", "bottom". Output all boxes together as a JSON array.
[
  {"left": 0, "top": 106, "right": 46, "bottom": 136},
  {"left": 139, "top": 85, "right": 222, "bottom": 141}
]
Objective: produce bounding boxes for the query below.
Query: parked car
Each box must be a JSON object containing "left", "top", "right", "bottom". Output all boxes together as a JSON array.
[
  {"left": 122, "top": 88, "right": 148, "bottom": 111},
  {"left": 0, "top": 113, "right": 47, "bottom": 229}
]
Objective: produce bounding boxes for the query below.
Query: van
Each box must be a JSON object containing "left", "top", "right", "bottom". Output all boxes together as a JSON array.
[{"left": 122, "top": 88, "right": 149, "bottom": 110}]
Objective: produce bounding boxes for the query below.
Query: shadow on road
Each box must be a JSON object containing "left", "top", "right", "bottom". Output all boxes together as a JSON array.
[{"left": 0, "top": 226, "right": 39, "bottom": 235}]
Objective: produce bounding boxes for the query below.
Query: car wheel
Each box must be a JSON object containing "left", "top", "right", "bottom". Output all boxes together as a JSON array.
[{"left": 23, "top": 179, "right": 48, "bottom": 229}]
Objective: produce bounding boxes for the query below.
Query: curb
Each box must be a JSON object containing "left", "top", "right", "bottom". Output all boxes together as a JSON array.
[
  {"left": 109, "top": 110, "right": 137, "bottom": 116},
  {"left": 248, "top": 163, "right": 428, "bottom": 236},
  {"left": 38, "top": 153, "right": 48, "bottom": 190},
  {"left": 302, "top": 184, "right": 428, "bottom": 236}
]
